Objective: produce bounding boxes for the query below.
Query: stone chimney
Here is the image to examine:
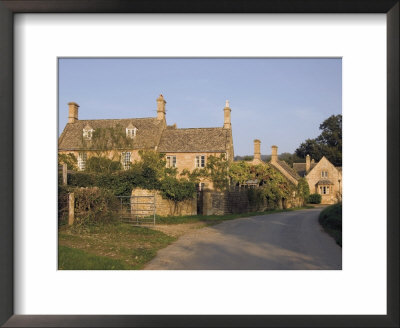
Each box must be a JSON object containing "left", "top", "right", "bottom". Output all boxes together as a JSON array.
[
  {"left": 156, "top": 94, "right": 166, "bottom": 122},
  {"left": 254, "top": 139, "right": 261, "bottom": 162},
  {"left": 271, "top": 145, "right": 278, "bottom": 163},
  {"left": 68, "top": 102, "right": 79, "bottom": 123},
  {"left": 223, "top": 100, "right": 231, "bottom": 129},
  {"left": 306, "top": 154, "right": 311, "bottom": 173}
]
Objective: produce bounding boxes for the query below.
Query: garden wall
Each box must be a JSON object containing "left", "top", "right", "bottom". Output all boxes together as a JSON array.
[
  {"left": 202, "top": 189, "right": 302, "bottom": 216},
  {"left": 131, "top": 188, "right": 197, "bottom": 217},
  {"left": 202, "top": 189, "right": 268, "bottom": 216}
]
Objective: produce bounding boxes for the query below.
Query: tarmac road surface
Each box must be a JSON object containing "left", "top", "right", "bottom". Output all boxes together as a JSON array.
[{"left": 145, "top": 208, "right": 342, "bottom": 270}]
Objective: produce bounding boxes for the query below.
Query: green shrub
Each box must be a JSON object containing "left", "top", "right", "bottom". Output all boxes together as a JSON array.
[
  {"left": 68, "top": 172, "right": 96, "bottom": 187},
  {"left": 308, "top": 193, "right": 322, "bottom": 204},
  {"left": 297, "top": 178, "right": 310, "bottom": 205},
  {"left": 58, "top": 153, "right": 78, "bottom": 170},
  {"left": 319, "top": 203, "right": 342, "bottom": 230},
  {"left": 73, "top": 187, "right": 119, "bottom": 225},
  {"left": 58, "top": 185, "right": 72, "bottom": 226},
  {"left": 85, "top": 156, "right": 121, "bottom": 174},
  {"left": 319, "top": 202, "right": 342, "bottom": 246},
  {"left": 160, "top": 177, "right": 196, "bottom": 202},
  {"left": 247, "top": 188, "right": 265, "bottom": 207}
]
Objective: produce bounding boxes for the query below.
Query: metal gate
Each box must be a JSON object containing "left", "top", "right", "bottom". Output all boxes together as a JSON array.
[{"left": 118, "top": 195, "right": 156, "bottom": 225}]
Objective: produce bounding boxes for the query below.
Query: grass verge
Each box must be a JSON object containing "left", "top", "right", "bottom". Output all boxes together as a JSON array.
[
  {"left": 58, "top": 222, "right": 176, "bottom": 270},
  {"left": 318, "top": 203, "right": 342, "bottom": 247}
]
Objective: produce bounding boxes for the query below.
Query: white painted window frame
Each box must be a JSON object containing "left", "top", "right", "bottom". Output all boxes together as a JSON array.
[
  {"left": 121, "top": 151, "right": 131, "bottom": 170},
  {"left": 195, "top": 155, "right": 205, "bottom": 168},
  {"left": 78, "top": 152, "right": 87, "bottom": 171}
]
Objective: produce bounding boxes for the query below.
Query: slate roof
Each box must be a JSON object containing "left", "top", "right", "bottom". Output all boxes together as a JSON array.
[
  {"left": 158, "top": 127, "right": 231, "bottom": 153},
  {"left": 275, "top": 160, "right": 301, "bottom": 180},
  {"left": 58, "top": 118, "right": 165, "bottom": 150},
  {"left": 293, "top": 162, "right": 317, "bottom": 177}
]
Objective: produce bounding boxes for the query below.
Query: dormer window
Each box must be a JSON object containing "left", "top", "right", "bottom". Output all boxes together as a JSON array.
[
  {"left": 83, "top": 125, "right": 94, "bottom": 140},
  {"left": 126, "top": 124, "right": 137, "bottom": 139}
]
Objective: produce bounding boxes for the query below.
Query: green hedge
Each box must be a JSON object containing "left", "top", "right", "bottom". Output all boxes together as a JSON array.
[
  {"left": 319, "top": 203, "right": 342, "bottom": 246},
  {"left": 308, "top": 193, "right": 322, "bottom": 204}
]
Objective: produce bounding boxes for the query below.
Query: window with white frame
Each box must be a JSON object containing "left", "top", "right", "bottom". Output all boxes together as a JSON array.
[
  {"left": 166, "top": 155, "right": 177, "bottom": 168},
  {"left": 126, "top": 127, "right": 137, "bottom": 139},
  {"left": 321, "top": 171, "right": 328, "bottom": 178},
  {"left": 195, "top": 155, "right": 206, "bottom": 168},
  {"left": 121, "top": 152, "right": 131, "bottom": 170},
  {"left": 83, "top": 128, "right": 94, "bottom": 140},
  {"left": 78, "top": 153, "right": 87, "bottom": 171},
  {"left": 319, "top": 186, "right": 330, "bottom": 195}
]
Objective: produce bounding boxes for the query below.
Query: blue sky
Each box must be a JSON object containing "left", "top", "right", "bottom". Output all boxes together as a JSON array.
[{"left": 58, "top": 58, "right": 341, "bottom": 156}]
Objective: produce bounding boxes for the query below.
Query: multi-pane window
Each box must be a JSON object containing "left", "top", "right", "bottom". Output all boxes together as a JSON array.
[
  {"left": 321, "top": 171, "right": 328, "bottom": 178},
  {"left": 121, "top": 152, "right": 131, "bottom": 170},
  {"left": 195, "top": 155, "right": 206, "bottom": 168},
  {"left": 83, "top": 129, "right": 93, "bottom": 140},
  {"left": 319, "top": 186, "right": 330, "bottom": 195},
  {"left": 166, "top": 155, "right": 177, "bottom": 168},
  {"left": 126, "top": 127, "right": 137, "bottom": 139},
  {"left": 78, "top": 153, "right": 87, "bottom": 171}
]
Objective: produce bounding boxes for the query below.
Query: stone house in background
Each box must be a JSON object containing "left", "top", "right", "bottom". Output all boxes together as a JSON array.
[
  {"left": 245, "top": 140, "right": 342, "bottom": 205},
  {"left": 269, "top": 145, "right": 341, "bottom": 204},
  {"left": 58, "top": 95, "right": 234, "bottom": 190},
  {"left": 293, "top": 155, "right": 342, "bottom": 204}
]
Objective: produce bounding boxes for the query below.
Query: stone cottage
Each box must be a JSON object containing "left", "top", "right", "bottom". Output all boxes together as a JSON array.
[
  {"left": 293, "top": 154, "right": 342, "bottom": 204},
  {"left": 58, "top": 95, "right": 234, "bottom": 190},
  {"left": 245, "top": 141, "right": 342, "bottom": 205},
  {"left": 269, "top": 145, "right": 341, "bottom": 204}
]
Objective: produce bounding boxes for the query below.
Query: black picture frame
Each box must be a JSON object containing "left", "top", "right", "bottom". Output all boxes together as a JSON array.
[{"left": 0, "top": 1, "right": 398, "bottom": 327}]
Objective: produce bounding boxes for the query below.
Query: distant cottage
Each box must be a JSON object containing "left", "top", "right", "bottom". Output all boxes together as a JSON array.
[
  {"left": 248, "top": 139, "right": 342, "bottom": 204},
  {"left": 58, "top": 95, "right": 234, "bottom": 189}
]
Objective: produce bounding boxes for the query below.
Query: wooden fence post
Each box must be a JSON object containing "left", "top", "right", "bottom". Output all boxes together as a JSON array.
[
  {"left": 68, "top": 192, "right": 75, "bottom": 225},
  {"left": 62, "top": 163, "right": 67, "bottom": 185}
]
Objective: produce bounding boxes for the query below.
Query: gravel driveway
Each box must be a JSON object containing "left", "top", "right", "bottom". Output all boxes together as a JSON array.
[{"left": 145, "top": 208, "right": 342, "bottom": 270}]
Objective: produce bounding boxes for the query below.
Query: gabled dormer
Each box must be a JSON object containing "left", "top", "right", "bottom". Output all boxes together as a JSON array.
[
  {"left": 126, "top": 123, "right": 138, "bottom": 139},
  {"left": 83, "top": 124, "right": 94, "bottom": 140}
]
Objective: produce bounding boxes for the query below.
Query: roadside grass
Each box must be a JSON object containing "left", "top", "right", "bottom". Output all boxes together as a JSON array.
[
  {"left": 58, "top": 222, "right": 176, "bottom": 270},
  {"left": 156, "top": 206, "right": 313, "bottom": 225},
  {"left": 59, "top": 245, "right": 128, "bottom": 270},
  {"left": 58, "top": 206, "right": 314, "bottom": 270},
  {"left": 318, "top": 203, "right": 342, "bottom": 247}
]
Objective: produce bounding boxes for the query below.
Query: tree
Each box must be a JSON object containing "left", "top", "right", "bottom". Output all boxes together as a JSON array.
[
  {"left": 204, "top": 154, "right": 230, "bottom": 191},
  {"left": 295, "top": 114, "right": 342, "bottom": 166},
  {"left": 279, "top": 152, "right": 304, "bottom": 166},
  {"left": 58, "top": 153, "right": 78, "bottom": 170}
]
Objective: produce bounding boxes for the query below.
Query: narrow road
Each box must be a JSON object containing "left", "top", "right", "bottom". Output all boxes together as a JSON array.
[{"left": 145, "top": 208, "right": 342, "bottom": 270}]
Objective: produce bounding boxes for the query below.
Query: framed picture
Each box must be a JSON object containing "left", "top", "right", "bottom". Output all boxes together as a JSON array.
[{"left": 0, "top": 0, "right": 398, "bottom": 327}]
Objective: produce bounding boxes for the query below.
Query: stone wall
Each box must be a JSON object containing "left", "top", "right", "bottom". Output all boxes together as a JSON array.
[
  {"left": 202, "top": 189, "right": 269, "bottom": 216},
  {"left": 131, "top": 188, "right": 197, "bottom": 217}
]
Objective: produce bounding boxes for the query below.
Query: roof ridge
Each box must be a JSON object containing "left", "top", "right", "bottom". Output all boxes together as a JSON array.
[
  {"left": 172, "top": 127, "right": 224, "bottom": 130},
  {"left": 77, "top": 117, "right": 157, "bottom": 122}
]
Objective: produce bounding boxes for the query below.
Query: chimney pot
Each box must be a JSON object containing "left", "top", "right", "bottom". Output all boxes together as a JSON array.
[
  {"left": 156, "top": 94, "right": 166, "bottom": 122},
  {"left": 68, "top": 102, "right": 79, "bottom": 123},
  {"left": 253, "top": 139, "right": 261, "bottom": 161},
  {"left": 271, "top": 145, "right": 278, "bottom": 162},
  {"left": 306, "top": 154, "right": 311, "bottom": 173},
  {"left": 223, "top": 100, "right": 231, "bottom": 129}
]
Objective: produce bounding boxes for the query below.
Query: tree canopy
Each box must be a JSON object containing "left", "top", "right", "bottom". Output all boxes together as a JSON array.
[{"left": 295, "top": 114, "right": 342, "bottom": 166}]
